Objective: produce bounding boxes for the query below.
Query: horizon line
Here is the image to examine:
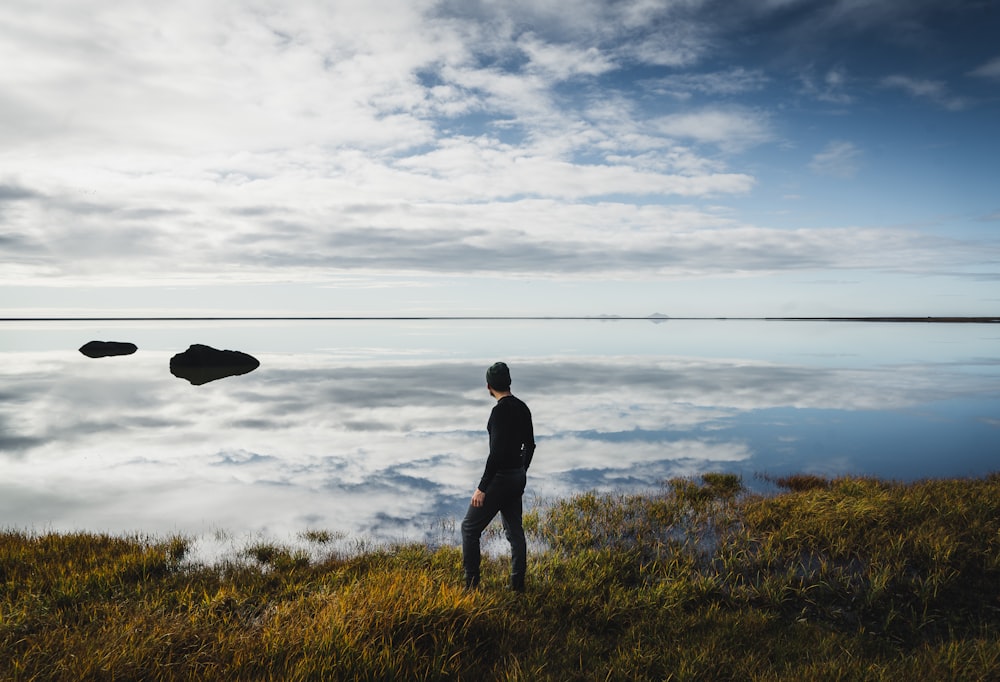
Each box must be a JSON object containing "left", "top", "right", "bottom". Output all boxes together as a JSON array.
[{"left": 2, "top": 316, "right": 999, "bottom": 323}]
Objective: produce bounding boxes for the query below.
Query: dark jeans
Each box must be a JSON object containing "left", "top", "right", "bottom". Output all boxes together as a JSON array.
[{"left": 461, "top": 468, "right": 527, "bottom": 587}]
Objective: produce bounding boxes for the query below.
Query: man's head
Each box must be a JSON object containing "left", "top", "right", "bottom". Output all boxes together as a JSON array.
[{"left": 486, "top": 361, "right": 511, "bottom": 393}]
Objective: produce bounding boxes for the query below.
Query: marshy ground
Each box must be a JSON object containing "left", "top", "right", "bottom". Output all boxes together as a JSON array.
[{"left": 2, "top": 472, "right": 999, "bottom": 680}]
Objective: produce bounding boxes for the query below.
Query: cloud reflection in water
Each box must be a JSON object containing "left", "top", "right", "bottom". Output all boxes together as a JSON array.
[{"left": 1, "top": 330, "right": 998, "bottom": 558}]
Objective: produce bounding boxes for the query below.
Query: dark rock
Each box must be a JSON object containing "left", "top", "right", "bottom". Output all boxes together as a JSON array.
[
  {"left": 169, "top": 344, "right": 260, "bottom": 385},
  {"left": 79, "top": 340, "right": 138, "bottom": 358}
]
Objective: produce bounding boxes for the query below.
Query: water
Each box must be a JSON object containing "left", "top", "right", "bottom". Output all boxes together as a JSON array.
[{"left": 2, "top": 319, "right": 998, "bottom": 558}]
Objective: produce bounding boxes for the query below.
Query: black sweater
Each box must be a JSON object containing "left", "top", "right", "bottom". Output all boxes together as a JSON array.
[{"left": 478, "top": 395, "right": 535, "bottom": 492}]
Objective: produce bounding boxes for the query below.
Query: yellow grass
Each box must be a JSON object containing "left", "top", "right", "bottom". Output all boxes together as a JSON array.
[{"left": 3, "top": 473, "right": 999, "bottom": 680}]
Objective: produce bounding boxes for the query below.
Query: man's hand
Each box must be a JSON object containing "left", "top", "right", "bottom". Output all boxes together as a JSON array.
[{"left": 471, "top": 489, "right": 486, "bottom": 507}]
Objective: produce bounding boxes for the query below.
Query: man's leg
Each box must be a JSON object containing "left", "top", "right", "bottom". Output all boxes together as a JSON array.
[
  {"left": 461, "top": 496, "right": 501, "bottom": 588},
  {"left": 499, "top": 473, "right": 527, "bottom": 591}
]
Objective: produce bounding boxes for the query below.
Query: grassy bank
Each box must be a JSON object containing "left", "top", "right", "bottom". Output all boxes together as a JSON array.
[{"left": 3, "top": 473, "right": 1000, "bottom": 680}]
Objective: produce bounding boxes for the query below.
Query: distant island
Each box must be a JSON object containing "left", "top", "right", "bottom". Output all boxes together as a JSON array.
[{"left": 590, "top": 313, "right": 669, "bottom": 321}]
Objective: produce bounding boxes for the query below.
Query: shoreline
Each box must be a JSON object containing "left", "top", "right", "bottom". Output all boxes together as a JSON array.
[
  {"left": 5, "top": 472, "right": 1000, "bottom": 679},
  {"left": 4, "top": 472, "right": 1000, "bottom": 679}
]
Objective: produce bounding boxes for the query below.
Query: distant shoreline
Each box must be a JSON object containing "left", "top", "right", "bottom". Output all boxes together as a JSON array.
[
  {"left": 766, "top": 316, "right": 1000, "bottom": 323},
  {"left": 1, "top": 316, "right": 999, "bottom": 323}
]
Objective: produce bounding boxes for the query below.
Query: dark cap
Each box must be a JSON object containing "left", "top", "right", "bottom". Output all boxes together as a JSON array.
[{"left": 486, "top": 361, "right": 511, "bottom": 390}]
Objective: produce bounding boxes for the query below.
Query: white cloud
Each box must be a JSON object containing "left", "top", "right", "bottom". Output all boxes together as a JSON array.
[
  {"left": 517, "top": 34, "right": 615, "bottom": 79},
  {"left": 4, "top": 347, "right": 994, "bottom": 543},
  {"left": 8, "top": 176, "right": 997, "bottom": 287},
  {"left": 969, "top": 56, "right": 1000, "bottom": 80},
  {"left": 0, "top": 0, "right": 997, "bottom": 313},
  {"left": 617, "top": 26, "right": 707, "bottom": 67},
  {"left": 644, "top": 68, "right": 769, "bottom": 99},
  {"left": 0, "top": 1, "right": 454, "bottom": 156},
  {"left": 653, "top": 108, "right": 773, "bottom": 152},
  {"left": 799, "top": 67, "right": 853, "bottom": 105},
  {"left": 392, "top": 136, "right": 753, "bottom": 199},
  {"left": 881, "top": 75, "right": 969, "bottom": 111},
  {"left": 436, "top": 0, "right": 711, "bottom": 67},
  {"left": 809, "top": 140, "right": 862, "bottom": 179}
]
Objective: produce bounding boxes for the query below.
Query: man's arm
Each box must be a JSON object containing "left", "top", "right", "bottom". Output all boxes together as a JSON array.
[
  {"left": 522, "top": 405, "right": 535, "bottom": 471},
  {"left": 475, "top": 405, "right": 502, "bottom": 495}
]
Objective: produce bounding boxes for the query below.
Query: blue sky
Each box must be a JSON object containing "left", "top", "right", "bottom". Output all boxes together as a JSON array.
[{"left": 1, "top": 0, "right": 998, "bottom": 317}]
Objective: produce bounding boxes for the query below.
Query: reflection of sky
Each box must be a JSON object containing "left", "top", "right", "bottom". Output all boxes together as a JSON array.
[{"left": 1, "top": 320, "right": 998, "bottom": 556}]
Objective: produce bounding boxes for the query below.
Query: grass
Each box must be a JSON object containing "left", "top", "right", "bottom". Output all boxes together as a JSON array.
[{"left": 3, "top": 473, "right": 1000, "bottom": 680}]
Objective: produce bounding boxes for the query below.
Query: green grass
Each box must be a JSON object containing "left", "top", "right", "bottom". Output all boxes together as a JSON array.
[{"left": 3, "top": 472, "right": 1000, "bottom": 680}]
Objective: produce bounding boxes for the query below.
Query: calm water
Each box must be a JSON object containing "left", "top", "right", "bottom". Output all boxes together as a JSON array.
[{"left": 2, "top": 319, "right": 998, "bottom": 558}]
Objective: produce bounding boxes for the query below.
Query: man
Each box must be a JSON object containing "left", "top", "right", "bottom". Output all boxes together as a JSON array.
[{"left": 461, "top": 361, "right": 536, "bottom": 592}]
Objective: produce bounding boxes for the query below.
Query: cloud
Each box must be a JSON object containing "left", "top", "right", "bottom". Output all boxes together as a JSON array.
[
  {"left": 4, "top": 343, "right": 997, "bottom": 545},
  {"left": 436, "top": 0, "right": 710, "bottom": 66},
  {"left": 809, "top": 140, "right": 862, "bottom": 178},
  {"left": 0, "top": 231, "right": 43, "bottom": 255},
  {"left": 799, "top": 67, "right": 853, "bottom": 105},
  {"left": 653, "top": 108, "right": 773, "bottom": 152},
  {"left": 881, "top": 75, "right": 969, "bottom": 111},
  {"left": 392, "top": 136, "right": 754, "bottom": 198},
  {"left": 969, "top": 56, "right": 1000, "bottom": 80},
  {"left": 7, "top": 182, "right": 999, "bottom": 285},
  {"left": 517, "top": 33, "right": 616, "bottom": 79},
  {"left": 0, "top": 0, "right": 777, "bottom": 290},
  {"left": 615, "top": 24, "right": 708, "bottom": 67},
  {"left": 0, "top": 183, "right": 38, "bottom": 201},
  {"left": 0, "top": 0, "right": 996, "bottom": 311},
  {"left": 643, "top": 68, "right": 769, "bottom": 99},
  {"left": 742, "top": 0, "right": 987, "bottom": 51}
]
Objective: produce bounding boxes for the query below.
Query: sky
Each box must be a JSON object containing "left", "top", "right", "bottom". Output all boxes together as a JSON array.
[{"left": 1, "top": 0, "right": 999, "bottom": 317}]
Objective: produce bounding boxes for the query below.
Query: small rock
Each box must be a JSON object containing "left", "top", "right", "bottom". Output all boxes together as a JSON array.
[
  {"left": 79, "top": 340, "right": 138, "bottom": 358},
  {"left": 170, "top": 344, "right": 260, "bottom": 385}
]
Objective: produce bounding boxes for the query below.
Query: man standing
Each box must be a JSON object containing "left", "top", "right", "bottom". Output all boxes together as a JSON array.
[{"left": 462, "top": 361, "right": 535, "bottom": 591}]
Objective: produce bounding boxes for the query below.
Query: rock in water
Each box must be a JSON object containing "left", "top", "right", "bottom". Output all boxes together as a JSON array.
[
  {"left": 79, "top": 340, "right": 138, "bottom": 358},
  {"left": 169, "top": 344, "right": 260, "bottom": 385}
]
